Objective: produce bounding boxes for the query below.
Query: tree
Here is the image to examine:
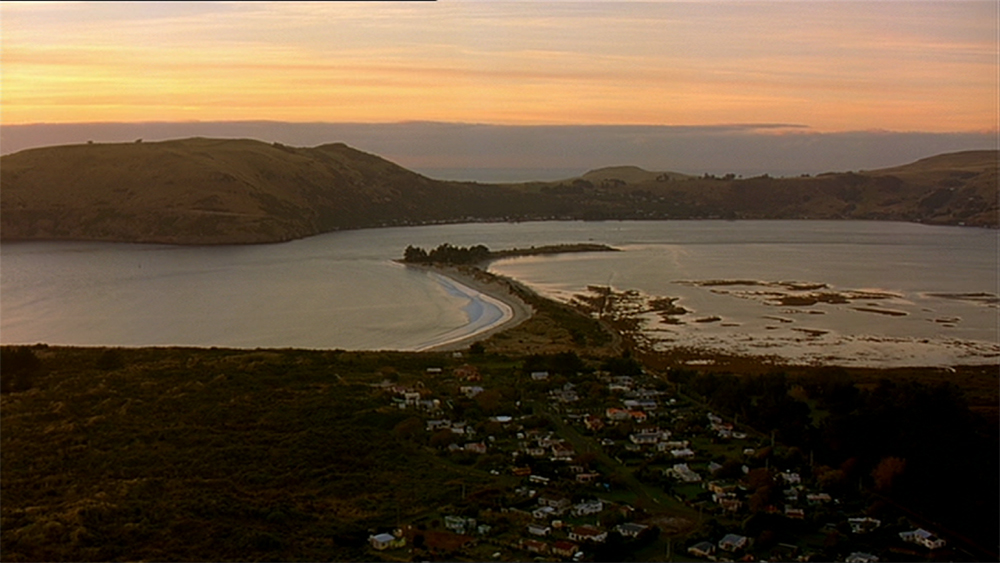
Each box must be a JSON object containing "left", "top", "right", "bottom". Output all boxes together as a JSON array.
[
  {"left": 871, "top": 456, "right": 906, "bottom": 493},
  {"left": 403, "top": 245, "right": 428, "bottom": 263},
  {"left": 0, "top": 346, "right": 42, "bottom": 393}
]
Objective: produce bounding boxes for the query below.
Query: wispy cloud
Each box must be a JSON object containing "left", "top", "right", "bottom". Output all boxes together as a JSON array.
[{"left": 1, "top": 1, "right": 995, "bottom": 130}]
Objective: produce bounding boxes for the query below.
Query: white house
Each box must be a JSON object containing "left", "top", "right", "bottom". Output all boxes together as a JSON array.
[
  {"left": 569, "top": 525, "right": 607, "bottom": 543},
  {"left": 900, "top": 528, "right": 946, "bottom": 550},
  {"left": 718, "top": 533, "right": 750, "bottom": 552},
  {"left": 571, "top": 499, "right": 604, "bottom": 516},
  {"left": 369, "top": 533, "right": 405, "bottom": 550}
]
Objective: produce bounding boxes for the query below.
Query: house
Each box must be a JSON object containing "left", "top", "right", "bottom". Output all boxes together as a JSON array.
[
  {"left": 552, "top": 541, "right": 579, "bottom": 558},
  {"left": 530, "top": 371, "right": 550, "bottom": 381},
  {"left": 532, "top": 506, "right": 556, "bottom": 520},
  {"left": 848, "top": 517, "right": 881, "bottom": 534},
  {"left": 629, "top": 431, "right": 661, "bottom": 445},
  {"left": 571, "top": 499, "right": 603, "bottom": 516},
  {"left": 670, "top": 447, "right": 695, "bottom": 458},
  {"left": 718, "top": 533, "right": 750, "bottom": 552},
  {"left": 551, "top": 442, "right": 575, "bottom": 460},
  {"left": 512, "top": 466, "right": 532, "bottom": 476},
  {"left": 576, "top": 472, "right": 601, "bottom": 483},
  {"left": 615, "top": 522, "right": 649, "bottom": 538},
  {"left": 846, "top": 552, "right": 879, "bottom": 563},
  {"left": 688, "top": 541, "right": 716, "bottom": 558},
  {"left": 464, "top": 442, "right": 487, "bottom": 454},
  {"left": 584, "top": 415, "right": 605, "bottom": 432},
  {"left": 628, "top": 410, "right": 649, "bottom": 422},
  {"left": 784, "top": 505, "right": 805, "bottom": 519},
  {"left": 426, "top": 367, "right": 443, "bottom": 373},
  {"left": 777, "top": 471, "right": 801, "bottom": 484},
  {"left": 717, "top": 496, "right": 742, "bottom": 512},
  {"left": 606, "top": 407, "right": 631, "bottom": 421},
  {"left": 460, "top": 385, "right": 484, "bottom": 398},
  {"left": 538, "top": 496, "right": 572, "bottom": 511},
  {"left": 527, "top": 524, "right": 552, "bottom": 536},
  {"left": 522, "top": 539, "right": 549, "bottom": 554},
  {"left": 569, "top": 525, "right": 607, "bottom": 543},
  {"left": 454, "top": 364, "right": 480, "bottom": 380},
  {"left": 444, "top": 515, "right": 476, "bottom": 534},
  {"left": 426, "top": 419, "right": 452, "bottom": 431},
  {"left": 369, "top": 532, "right": 405, "bottom": 550},
  {"left": 623, "top": 399, "right": 658, "bottom": 411},
  {"left": 806, "top": 493, "right": 832, "bottom": 504},
  {"left": 667, "top": 463, "right": 701, "bottom": 483},
  {"left": 900, "top": 528, "right": 946, "bottom": 549}
]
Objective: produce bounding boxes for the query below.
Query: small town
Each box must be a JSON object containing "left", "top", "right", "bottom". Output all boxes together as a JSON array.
[{"left": 361, "top": 353, "right": 960, "bottom": 562}]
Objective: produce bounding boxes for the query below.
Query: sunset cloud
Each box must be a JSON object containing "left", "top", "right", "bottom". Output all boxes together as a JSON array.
[{"left": 1, "top": 1, "right": 996, "bottom": 131}]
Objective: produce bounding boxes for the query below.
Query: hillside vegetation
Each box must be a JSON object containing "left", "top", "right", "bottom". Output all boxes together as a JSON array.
[{"left": 1, "top": 139, "right": 995, "bottom": 244}]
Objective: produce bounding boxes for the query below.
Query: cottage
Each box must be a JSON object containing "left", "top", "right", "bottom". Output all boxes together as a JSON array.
[
  {"left": 615, "top": 522, "right": 649, "bottom": 538},
  {"left": 605, "top": 407, "right": 631, "bottom": 421},
  {"left": 718, "top": 533, "right": 750, "bottom": 552},
  {"left": 629, "top": 431, "right": 661, "bottom": 445},
  {"left": 569, "top": 525, "right": 607, "bottom": 543},
  {"left": 460, "top": 385, "right": 484, "bottom": 398},
  {"left": 527, "top": 524, "right": 552, "bottom": 536},
  {"left": 848, "top": 517, "right": 881, "bottom": 534},
  {"left": 667, "top": 463, "right": 701, "bottom": 483},
  {"left": 552, "top": 541, "right": 579, "bottom": 558},
  {"left": 571, "top": 499, "right": 603, "bottom": 516},
  {"left": 537, "top": 496, "right": 572, "bottom": 511},
  {"left": 777, "top": 471, "right": 801, "bottom": 484},
  {"left": 806, "top": 493, "right": 832, "bottom": 504},
  {"left": 900, "top": 528, "right": 946, "bottom": 549},
  {"left": 784, "top": 505, "right": 805, "bottom": 519},
  {"left": 454, "top": 364, "right": 480, "bottom": 380},
  {"left": 584, "top": 415, "right": 605, "bottom": 432},
  {"left": 444, "top": 515, "right": 476, "bottom": 534},
  {"left": 369, "top": 532, "right": 405, "bottom": 550},
  {"left": 465, "top": 442, "right": 487, "bottom": 454},
  {"left": 551, "top": 442, "right": 575, "bottom": 460},
  {"left": 522, "top": 539, "right": 549, "bottom": 554},
  {"left": 687, "top": 541, "right": 716, "bottom": 558},
  {"left": 532, "top": 506, "right": 556, "bottom": 520}
]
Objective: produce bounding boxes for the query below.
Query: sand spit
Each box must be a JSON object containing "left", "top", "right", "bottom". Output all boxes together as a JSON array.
[{"left": 401, "top": 263, "right": 534, "bottom": 351}]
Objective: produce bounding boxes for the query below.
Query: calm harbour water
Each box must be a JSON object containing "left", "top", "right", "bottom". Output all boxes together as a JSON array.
[{"left": 1, "top": 221, "right": 997, "bottom": 366}]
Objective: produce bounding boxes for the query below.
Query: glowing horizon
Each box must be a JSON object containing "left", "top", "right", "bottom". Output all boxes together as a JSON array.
[{"left": 1, "top": 1, "right": 996, "bottom": 133}]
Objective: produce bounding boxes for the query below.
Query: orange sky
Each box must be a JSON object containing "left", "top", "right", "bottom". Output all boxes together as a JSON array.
[{"left": 1, "top": 1, "right": 997, "bottom": 132}]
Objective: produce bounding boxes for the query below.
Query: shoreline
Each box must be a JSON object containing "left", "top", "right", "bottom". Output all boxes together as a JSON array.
[{"left": 401, "top": 262, "right": 535, "bottom": 352}]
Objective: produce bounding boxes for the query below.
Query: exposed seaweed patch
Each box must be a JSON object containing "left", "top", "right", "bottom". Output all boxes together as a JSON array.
[
  {"left": 852, "top": 307, "right": 907, "bottom": 317},
  {"left": 925, "top": 292, "right": 999, "bottom": 306}
]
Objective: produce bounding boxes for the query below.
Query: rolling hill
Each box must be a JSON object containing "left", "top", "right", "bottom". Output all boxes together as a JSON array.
[{"left": 0, "top": 138, "right": 995, "bottom": 244}]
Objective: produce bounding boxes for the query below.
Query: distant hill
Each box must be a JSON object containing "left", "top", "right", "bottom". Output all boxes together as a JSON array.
[
  {"left": 0, "top": 138, "right": 544, "bottom": 244},
  {"left": 1, "top": 139, "right": 995, "bottom": 244}
]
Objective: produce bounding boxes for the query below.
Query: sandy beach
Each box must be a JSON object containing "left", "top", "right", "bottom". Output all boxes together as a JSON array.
[{"left": 403, "top": 263, "right": 534, "bottom": 351}]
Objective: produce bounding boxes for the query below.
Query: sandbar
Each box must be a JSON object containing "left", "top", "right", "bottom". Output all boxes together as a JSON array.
[{"left": 403, "top": 263, "right": 534, "bottom": 351}]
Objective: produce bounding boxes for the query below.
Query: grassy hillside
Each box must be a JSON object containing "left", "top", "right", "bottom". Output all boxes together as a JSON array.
[
  {"left": 0, "top": 138, "right": 541, "bottom": 244},
  {"left": 1, "top": 139, "right": 995, "bottom": 245}
]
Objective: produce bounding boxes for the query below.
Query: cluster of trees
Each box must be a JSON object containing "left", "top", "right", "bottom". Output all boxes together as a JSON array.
[{"left": 403, "top": 243, "right": 491, "bottom": 265}]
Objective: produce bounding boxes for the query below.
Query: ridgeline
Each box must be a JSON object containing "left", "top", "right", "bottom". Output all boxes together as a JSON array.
[{"left": 1, "top": 139, "right": 996, "bottom": 245}]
